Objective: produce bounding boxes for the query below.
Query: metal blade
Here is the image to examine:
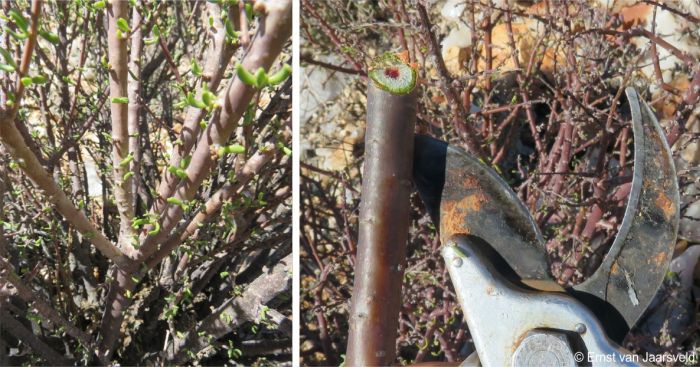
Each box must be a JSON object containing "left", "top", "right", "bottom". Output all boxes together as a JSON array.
[
  {"left": 415, "top": 88, "right": 679, "bottom": 342},
  {"left": 437, "top": 141, "right": 551, "bottom": 282},
  {"left": 573, "top": 87, "right": 679, "bottom": 333}
]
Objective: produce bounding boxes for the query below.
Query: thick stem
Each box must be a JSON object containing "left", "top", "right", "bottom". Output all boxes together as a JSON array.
[
  {"left": 0, "top": 258, "right": 97, "bottom": 356},
  {"left": 165, "top": 253, "right": 292, "bottom": 363},
  {"left": 146, "top": 149, "right": 275, "bottom": 269},
  {"left": 106, "top": 0, "right": 136, "bottom": 254},
  {"left": 0, "top": 110, "right": 131, "bottom": 269},
  {"left": 97, "top": 0, "right": 292, "bottom": 357},
  {"left": 152, "top": 2, "right": 235, "bottom": 212},
  {"left": 128, "top": 1, "right": 144, "bottom": 212},
  {"left": 0, "top": 311, "right": 74, "bottom": 365},
  {"left": 345, "top": 82, "right": 416, "bottom": 366}
]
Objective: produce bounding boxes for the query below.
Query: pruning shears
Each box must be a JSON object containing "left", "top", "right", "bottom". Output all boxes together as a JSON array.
[{"left": 413, "top": 88, "right": 680, "bottom": 366}]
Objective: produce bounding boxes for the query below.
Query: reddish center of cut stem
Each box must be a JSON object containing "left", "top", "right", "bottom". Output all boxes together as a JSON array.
[{"left": 384, "top": 67, "right": 400, "bottom": 79}]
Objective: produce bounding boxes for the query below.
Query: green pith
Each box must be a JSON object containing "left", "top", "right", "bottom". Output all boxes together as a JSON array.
[{"left": 368, "top": 54, "right": 417, "bottom": 95}]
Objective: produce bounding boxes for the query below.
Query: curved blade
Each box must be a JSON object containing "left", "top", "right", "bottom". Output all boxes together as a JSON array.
[
  {"left": 573, "top": 87, "right": 679, "bottom": 332},
  {"left": 437, "top": 141, "right": 551, "bottom": 281},
  {"left": 413, "top": 88, "right": 679, "bottom": 342}
]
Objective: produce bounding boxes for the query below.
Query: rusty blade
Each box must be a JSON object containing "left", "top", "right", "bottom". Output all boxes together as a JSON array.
[
  {"left": 573, "top": 87, "right": 679, "bottom": 334},
  {"left": 438, "top": 142, "right": 551, "bottom": 282},
  {"left": 418, "top": 88, "right": 679, "bottom": 342}
]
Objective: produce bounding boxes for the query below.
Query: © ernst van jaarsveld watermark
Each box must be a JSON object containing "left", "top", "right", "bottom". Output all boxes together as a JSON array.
[{"left": 573, "top": 351, "right": 699, "bottom": 364}]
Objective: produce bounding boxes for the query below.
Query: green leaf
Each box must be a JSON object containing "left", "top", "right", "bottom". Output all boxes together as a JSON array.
[
  {"left": 254, "top": 68, "right": 267, "bottom": 88},
  {"left": 4, "top": 27, "right": 28, "bottom": 40},
  {"left": 62, "top": 75, "right": 76, "bottom": 86},
  {"left": 244, "top": 3, "right": 253, "bottom": 21},
  {"left": 191, "top": 59, "right": 202, "bottom": 77},
  {"left": 186, "top": 92, "right": 207, "bottom": 109},
  {"left": 8, "top": 10, "right": 29, "bottom": 32},
  {"left": 119, "top": 153, "right": 134, "bottom": 167},
  {"left": 217, "top": 144, "right": 245, "bottom": 156},
  {"left": 201, "top": 89, "right": 215, "bottom": 108},
  {"left": 219, "top": 271, "right": 229, "bottom": 279},
  {"left": 112, "top": 97, "right": 129, "bottom": 104},
  {"left": 101, "top": 55, "right": 110, "bottom": 69},
  {"left": 168, "top": 165, "right": 188, "bottom": 179},
  {"left": 38, "top": 30, "right": 60, "bottom": 44},
  {"left": 0, "top": 48, "right": 17, "bottom": 69},
  {"left": 0, "top": 64, "right": 15, "bottom": 73},
  {"left": 92, "top": 0, "right": 106, "bottom": 9},
  {"left": 179, "top": 155, "right": 191, "bottom": 169},
  {"left": 116, "top": 17, "right": 130, "bottom": 33},
  {"left": 235, "top": 62, "right": 256, "bottom": 87},
  {"left": 144, "top": 36, "right": 158, "bottom": 45},
  {"left": 166, "top": 197, "right": 183, "bottom": 205},
  {"left": 267, "top": 64, "right": 291, "bottom": 86},
  {"left": 174, "top": 99, "right": 186, "bottom": 109},
  {"left": 166, "top": 197, "right": 188, "bottom": 210},
  {"left": 31, "top": 75, "right": 47, "bottom": 84},
  {"left": 131, "top": 218, "right": 147, "bottom": 229},
  {"left": 123, "top": 171, "right": 134, "bottom": 180},
  {"left": 224, "top": 19, "right": 238, "bottom": 42},
  {"left": 20, "top": 77, "right": 33, "bottom": 86},
  {"left": 148, "top": 222, "right": 160, "bottom": 235}
]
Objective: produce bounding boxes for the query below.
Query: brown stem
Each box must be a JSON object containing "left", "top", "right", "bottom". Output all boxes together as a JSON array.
[
  {"left": 0, "top": 258, "right": 98, "bottom": 358},
  {"left": 97, "top": 0, "right": 292, "bottom": 357},
  {"left": 145, "top": 149, "right": 276, "bottom": 269},
  {"left": 0, "top": 111, "right": 131, "bottom": 269},
  {"left": 106, "top": 0, "right": 136, "bottom": 254},
  {"left": 345, "top": 82, "right": 416, "bottom": 366},
  {"left": 416, "top": 3, "right": 485, "bottom": 159},
  {"left": 8, "top": 0, "right": 41, "bottom": 118},
  {"left": 152, "top": 2, "right": 236, "bottom": 212},
  {"left": 301, "top": 54, "right": 366, "bottom": 76},
  {"left": 128, "top": 0, "right": 145, "bottom": 212},
  {"left": 0, "top": 310, "right": 74, "bottom": 365}
]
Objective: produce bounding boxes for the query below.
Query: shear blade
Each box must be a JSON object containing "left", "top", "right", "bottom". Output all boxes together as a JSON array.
[
  {"left": 413, "top": 88, "right": 679, "bottom": 341},
  {"left": 432, "top": 137, "right": 551, "bottom": 281},
  {"left": 572, "top": 88, "right": 679, "bottom": 334}
]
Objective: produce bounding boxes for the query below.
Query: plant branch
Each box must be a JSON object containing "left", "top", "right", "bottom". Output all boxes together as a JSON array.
[
  {"left": 346, "top": 81, "right": 416, "bottom": 366},
  {"left": 107, "top": 0, "right": 137, "bottom": 254},
  {"left": 165, "top": 253, "right": 292, "bottom": 364}
]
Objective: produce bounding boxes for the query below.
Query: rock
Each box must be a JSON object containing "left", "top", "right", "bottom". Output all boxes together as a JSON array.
[
  {"left": 319, "top": 126, "right": 365, "bottom": 172},
  {"left": 443, "top": 44, "right": 471, "bottom": 77},
  {"left": 301, "top": 54, "right": 352, "bottom": 124}
]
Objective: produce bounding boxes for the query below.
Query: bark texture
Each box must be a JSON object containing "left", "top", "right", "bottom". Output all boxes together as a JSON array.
[{"left": 346, "top": 82, "right": 416, "bottom": 366}]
